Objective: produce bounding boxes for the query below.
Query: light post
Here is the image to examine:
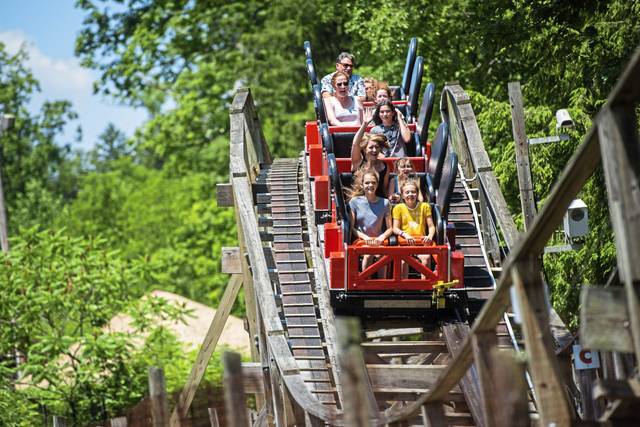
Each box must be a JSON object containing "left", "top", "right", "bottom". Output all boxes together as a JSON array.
[{"left": 0, "top": 113, "right": 13, "bottom": 252}]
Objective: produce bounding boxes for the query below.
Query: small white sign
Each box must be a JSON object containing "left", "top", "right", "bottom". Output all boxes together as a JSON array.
[{"left": 573, "top": 344, "right": 600, "bottom": 370}]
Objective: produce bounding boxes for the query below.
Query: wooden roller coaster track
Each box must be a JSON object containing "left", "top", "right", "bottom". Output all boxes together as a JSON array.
[{"left": 169, "top": 45, "right": 640, "bottom": 427}]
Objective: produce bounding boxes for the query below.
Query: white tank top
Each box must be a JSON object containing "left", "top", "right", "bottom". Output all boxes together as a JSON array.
[{"left": 332, "top": 96, "right": 360, "bottom": 125}]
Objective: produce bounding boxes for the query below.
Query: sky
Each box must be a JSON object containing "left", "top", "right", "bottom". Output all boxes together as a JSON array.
[{"left": 0, "top": 0, "right": 147, "bottom": 150}]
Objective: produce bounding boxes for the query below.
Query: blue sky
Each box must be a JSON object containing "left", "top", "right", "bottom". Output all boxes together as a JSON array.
[{"left": 1, "top": 0, "right": 147, "bottom": 149}]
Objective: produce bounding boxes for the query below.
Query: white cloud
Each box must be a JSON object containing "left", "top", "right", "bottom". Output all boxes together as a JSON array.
[
  {"left": 0, "top": 29, "right": 146, "bottom": 149},
  {"left": 0, "top": 29, "right": 93, "bottom": 97}
]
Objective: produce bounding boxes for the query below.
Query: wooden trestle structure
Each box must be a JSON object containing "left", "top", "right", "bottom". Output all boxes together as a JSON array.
[{"left": 163, "top": 46, "right": 640, "bottom": 427}]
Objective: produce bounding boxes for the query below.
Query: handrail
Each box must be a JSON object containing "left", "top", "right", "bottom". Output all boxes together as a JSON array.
[
  {"left": 440, "top": 84, "right": 575, "bottom": 348},
  {"left": 229, "top": 88, "right": 343, "bottom": 423},
  {"left": 385, "top": 45, "right": 640, "bottom": 424}
]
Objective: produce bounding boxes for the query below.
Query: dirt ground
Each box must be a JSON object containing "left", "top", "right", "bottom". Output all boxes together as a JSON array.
[{"left": 107, "top": 290, "right": 250, "bottom": 354}]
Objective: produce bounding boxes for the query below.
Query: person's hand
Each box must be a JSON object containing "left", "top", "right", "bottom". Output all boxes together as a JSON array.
[
  {"left": 364, "top": 109, "right": 374, "bottom": 124},
  {"left": 404, "top": 233, "right": 416, "bottom": 245},
  {"left": 395, "top": 108, "right": 405, "bottom": 121},
  {"left": 422, "top": 235, "right": 433, "bottom": 245},
  {"left": 365, "top": 237, "right": 380, "bottom": 246}
]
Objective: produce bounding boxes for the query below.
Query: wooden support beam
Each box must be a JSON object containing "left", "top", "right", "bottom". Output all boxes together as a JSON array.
[
  {"left": 512, "top": 259, "right": 572, "bottom": 426},
  {"left": 471, "top": 330, "right": 499, "bottom": 426},
  {"left": 149, "top": 367, "right": 169, "bottom": 427},
  {"left": 580, "top": 286, "right": 633, "bottom": 352},
  {"left": 169, "top": 274, "right": 243, "bottom": 426},
  {"left": 593, "top": 378, "right": 640, "bottom": 401},
  {"left": 508, "top": 81, "right": 536, "bottom": 231},
  {"left": 442, "top": 323, "right": 485, "bottom": 427},
  {"left": 422, "top": 402, "right": 446, "bottom": 426},
  {"left": 207, "top": 408, "right": 220, "bottom": 427},
  {"left": 216, "top": 183, "right": 234, "bottom": 207},
  {"left": 597, "top": 105, "right": 640, "bottom": 358},
  {"left": 221, "top": 247, "right": 242, "bottom": 274},
  {"left": 223, "top": 352, "right": 250, "bottom": 427},
  {"left": 488, "top": 348, "right": 529, "bottom": 427},
  {"left": 336, "top": 317, "right": 378, "bottom": 426},
  {"left": 52, "top": 416, "right": 67, "bottom": 427},
  {"left": 110, "top": 417, "right": 128, "bottom": 427}
]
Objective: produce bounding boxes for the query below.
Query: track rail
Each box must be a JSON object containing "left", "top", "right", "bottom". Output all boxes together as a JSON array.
[{"left": 227, "top": 82, "right": 578, "bottom": 425}]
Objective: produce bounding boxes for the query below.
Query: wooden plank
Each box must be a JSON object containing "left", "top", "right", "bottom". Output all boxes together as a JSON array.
[
  {"left": 208, "top": 408, "right": 220, "bottom": 427},
  {"left": 362, "top": 341, "right": 447, "bottom": 354},
  {"left": 336, "top": 317, "right": 378, "bottom": 426},
  {"left": 597, "top": 105, "right": 640, "bottom": 357},
  {"left": 442, "top": 323, "right": 485, "bottom": 427},
  {"left": 471, "top": 330, "right": 498, "bottom": 426},
  {"left": 488, "top": 348, "right": 529, "bottom": 427},
  {"left": 110, "top": 417, "right": 128, "bottom": 427},
  {"left": 221, "top": 247, "right": 242, "bottom": 274},
  {"left": 149, "top": 367, "right": 169, "bottom": 427},
  {"left": 512, "top": 260, "right": 572, "bottom": 426},
  {"left": 508, "top": 82, "right": 536, "bottom": 231},
  {"left": 216, "top": 183, "right": 234, "bottom": 207},
  {"left": 580, "top": 286, "right": 633, "bottom": 352},
  {"left": 422, "top": 402, "right": 446, "bottom": 427},
  {"left": 366, "top": 365, "right": 444, "bottom": 389},
  {"left": 169, "top": 274, "right": 243, "bottom": 426},
  {"left": 365, "top": 328, "right": 423, "bottom": 339},
  {"left": 223, "top": 352, "right": 250, "bottom": 427}
]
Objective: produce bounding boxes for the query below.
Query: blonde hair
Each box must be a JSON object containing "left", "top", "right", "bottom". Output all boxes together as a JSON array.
[
  {"left": 399, "top": 177, "right": 424, "bottom": 203},
  {"left": 394, "top": 157, "right": 415, "bottom": 175},
  {"left": 400, "top": 178, "right": 420, "bottom": 196},
  {"left": 358, "top": 133, "right": 390, "bottom": 153},
  {"left": 346, "top": 168, "right": 379, "bottom": 200},
  {"left": 364, "top": 77, "right": 377, "bottom": 102}
]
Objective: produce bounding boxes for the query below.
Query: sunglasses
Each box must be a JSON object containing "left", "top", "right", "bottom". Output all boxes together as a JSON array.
[
  {"left": 338, "top": 62, "right": 354, "bottom": 68},
  {"left": 336, "top": 82, "right": 349, "bottom": 87}
]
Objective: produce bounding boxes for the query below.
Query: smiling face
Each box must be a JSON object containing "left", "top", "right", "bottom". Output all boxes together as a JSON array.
[
  {"left": 379, "top": 104, "right": 395, "bottom": 125},
  {"left": 362, "top": 173, "right": 379, "bottom": 196},
  {"left": 401, "top": 182, "right": 419, "bottom": 207},
  {"left": 397, "top": 160, "right": 414, "bottom": 176},
  {"left": 375, "top": 89, "right": 390, "bottom": 103},
  {"left": 336, "top": 58, "right": 354, "bottom": 77},
  {"left": 364, "top": 140, "right": 380, "bottom": 160}
]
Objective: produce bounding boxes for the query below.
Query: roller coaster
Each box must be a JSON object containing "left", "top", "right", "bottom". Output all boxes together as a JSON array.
[{"left": 188, "top": 39, "right": 640, "bottom": 426}]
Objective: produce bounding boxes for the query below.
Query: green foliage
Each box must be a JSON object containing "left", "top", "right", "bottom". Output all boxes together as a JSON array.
[
  {"left": 0, "top": 228, "right": 189, "bottom": 424},
  {"left": 0, "top": 43, "right": 81, "bottom": 228},
  {"left": 59, "top": 158, "right": 238, "bottom": 311}
]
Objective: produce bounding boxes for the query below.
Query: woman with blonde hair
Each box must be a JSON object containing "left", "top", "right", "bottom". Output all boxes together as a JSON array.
[
  {"left": 350, "top": 128, "right": 390, "bottom": 198},
  {"left": 387, "top": 157, "right": 424, "bottom": 203},
  {"left": 348, "top": 169, "right": 393, "bottom": 274}
]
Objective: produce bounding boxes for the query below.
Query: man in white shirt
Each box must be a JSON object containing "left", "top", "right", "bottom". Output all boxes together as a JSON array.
[{"left": 321, "top": 52, "right": 365, "bottom": 101}]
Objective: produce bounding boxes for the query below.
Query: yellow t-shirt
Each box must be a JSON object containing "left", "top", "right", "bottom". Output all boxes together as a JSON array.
[{"left": 392, "top": 202, "right": 432, "bottom": 236}]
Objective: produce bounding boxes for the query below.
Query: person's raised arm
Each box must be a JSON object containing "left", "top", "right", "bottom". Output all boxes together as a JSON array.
[
  {"left": 351, "top": 113, "right": 372, "bottom": 170},
  {"left": 396, "top": 108, "right": 412, "bottom": 143}
]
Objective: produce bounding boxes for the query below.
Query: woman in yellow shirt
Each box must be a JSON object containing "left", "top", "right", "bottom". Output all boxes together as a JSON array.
[{"left": 392, "top": 179, "right": 436, "bottom": 278}]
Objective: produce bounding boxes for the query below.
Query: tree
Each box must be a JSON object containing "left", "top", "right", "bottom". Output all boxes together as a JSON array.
[
  {"left": 0, "top": 228, "right": 188, "bottom": 425},
  {"left": 90, "top": 122, "right": 131, "bottom": 168},
  {"left": 0, "top": 43, "right": 81, "bottom": 233}
]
